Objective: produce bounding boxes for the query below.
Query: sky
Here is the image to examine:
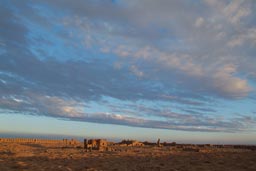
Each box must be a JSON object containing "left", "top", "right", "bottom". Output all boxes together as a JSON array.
[{"left": 0, "top": 0, "right": 256, "bottom": 144}]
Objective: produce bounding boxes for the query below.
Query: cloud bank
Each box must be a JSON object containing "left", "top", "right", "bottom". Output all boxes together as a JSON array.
[{"left": 0, "top": 0, "right": 256, "bottom": 132}]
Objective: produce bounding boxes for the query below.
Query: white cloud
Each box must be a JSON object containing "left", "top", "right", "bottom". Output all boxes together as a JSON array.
[
  {"left": 28, "top": 94, "right": 85, "bottom": 118},
  {"left": 223, "top": 0, "right": 251, "bottom": 24},
  {"left": 113, "top": 45, "right": 132, "bottom": 57},
  {"left": 134, "top": 46, "right": 153, "bottom": 59},
  {"left": 227, "top": 28, "right": 256, "bottom": 48},
  {"left": 227, "top": 36, "right": 244, "bottom": 47},
  {"left": 130, "top": 65, "right": 144, "bottom": 77},
  {"left": 195, "top": 17, "right": 204, "bottom": 27},
  {"left": 211, "top": 65, "right": 252, "bottom": 98}
]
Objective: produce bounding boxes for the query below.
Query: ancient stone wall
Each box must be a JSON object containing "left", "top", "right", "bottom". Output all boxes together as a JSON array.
[
  {"left": 119, "top": 140, "right": 144, "bottom": 146},
  {"left": 0, "top": 138, "right": 81, "bottom": 146},
  {"left": 84, "top": 139, "right": 108, "bottom": 151}
]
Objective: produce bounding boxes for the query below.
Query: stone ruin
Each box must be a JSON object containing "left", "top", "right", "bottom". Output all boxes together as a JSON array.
[
  {"left": 157, "top": 138, "right": 161, "bottom": 147},
  {"left": 0, "top": 138, "right": 81, "bottom": 147},
  {"left": 62, "top": 138, "right": 81, "bottom": 147},
  {"left": 118, "top": 139, "right": 144, "bottom": 147},
  {"left": 84, "top": 139, "right": 108, "bottom": 151}
]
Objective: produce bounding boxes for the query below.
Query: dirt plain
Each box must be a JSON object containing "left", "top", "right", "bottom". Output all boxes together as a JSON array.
[{"left": 0, "top": 141, "right": 256, "bottom": 171}]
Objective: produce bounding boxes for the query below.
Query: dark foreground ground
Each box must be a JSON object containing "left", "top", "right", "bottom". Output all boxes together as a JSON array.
[{"left": 0, "top": 142, "right": 256, "bottom": 171}]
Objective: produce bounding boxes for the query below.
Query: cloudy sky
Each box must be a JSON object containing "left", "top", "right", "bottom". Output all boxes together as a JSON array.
[{"left": 1, "top": 0, "right": 256, "bottom": 143}]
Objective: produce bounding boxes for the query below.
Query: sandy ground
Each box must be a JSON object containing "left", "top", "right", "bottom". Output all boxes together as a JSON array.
[{"left": 0, "top": 142, "right": 256, "bottom": 171}]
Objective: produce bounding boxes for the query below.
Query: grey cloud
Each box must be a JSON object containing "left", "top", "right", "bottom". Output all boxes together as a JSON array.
[
  {"left": 0, "top": 70, "right": 254, "bottom": 133},
  {"left": 0, "top": 95, "right": 251, "bottom": 133},
  {"left": 186, "top": 107, "right": 217, "bottom": 113},
  {"left": 180, "top": 109, "right": 205, "bottom": 115},
  {"left": 103, "top": 103, "right": 252, "bottom": 132}
]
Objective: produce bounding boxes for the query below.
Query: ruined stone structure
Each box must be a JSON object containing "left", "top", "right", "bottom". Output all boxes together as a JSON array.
[
  {"left": 84, "top": 139, "right": 108, "bottom": 151},
  {"left": 157, "top": 138, "right": 161, "bottom": 147},
  {"left": 0, "top": 138, "right": 81, "bottom": 147},
  {"left": 119, "top": 140, "right": 144, "bottom": 147}
]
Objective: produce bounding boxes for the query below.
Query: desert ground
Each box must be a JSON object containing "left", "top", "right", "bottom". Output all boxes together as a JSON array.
[{"left": 0, "top": 139, "right": 256, "bottom": 171}]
